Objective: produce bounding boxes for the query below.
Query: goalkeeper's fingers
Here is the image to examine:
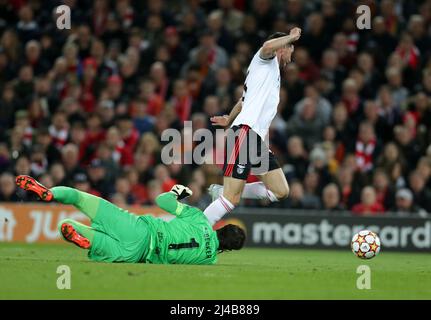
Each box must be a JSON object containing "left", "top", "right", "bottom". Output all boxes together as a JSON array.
[
  {"left": 182, "top": 186, "right": 192, "bottom": 195},
  {"left": 171, "top": 184, "right": 193, "bottom": 197}
]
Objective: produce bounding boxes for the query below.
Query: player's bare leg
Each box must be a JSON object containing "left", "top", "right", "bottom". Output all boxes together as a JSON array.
[
  {"left": 204, "top": 176, "right": 246, "bottom": 225},
  {"left": 208, "top": 169, "right": 289, "bottom": 203},
  {"left": 222, "top": 176, "right": 247, "bottom": 205},
  {"left": 257, "top": 168, "right": 290, "bottom": 200}
]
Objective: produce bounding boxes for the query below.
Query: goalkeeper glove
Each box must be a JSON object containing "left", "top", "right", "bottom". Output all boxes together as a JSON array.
[{"left": 170, "top": 184, "right": 193, "bottom": 200}]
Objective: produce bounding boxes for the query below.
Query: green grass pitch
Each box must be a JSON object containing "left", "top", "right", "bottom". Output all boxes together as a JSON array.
[{"left": 1, "top": 243, "right": 430, "bottom": 299}]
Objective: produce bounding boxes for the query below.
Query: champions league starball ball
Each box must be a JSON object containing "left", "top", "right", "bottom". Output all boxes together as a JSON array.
[{"left": 351, "top": 230, "right": 381, "bottom": 259}]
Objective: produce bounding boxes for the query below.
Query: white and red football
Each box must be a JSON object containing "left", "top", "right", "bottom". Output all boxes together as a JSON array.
[{"left": 351, "top": 230, "right": 381, "bottom": 259}]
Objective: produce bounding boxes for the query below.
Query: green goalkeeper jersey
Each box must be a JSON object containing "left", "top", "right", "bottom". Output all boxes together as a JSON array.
[{"left": 138, "top": 192, "right": 219, "bottom": 265}]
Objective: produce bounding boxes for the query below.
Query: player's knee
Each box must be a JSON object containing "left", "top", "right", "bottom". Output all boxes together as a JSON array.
[{"left": 274, "top": 184, "right": 290, "bottom": 200}]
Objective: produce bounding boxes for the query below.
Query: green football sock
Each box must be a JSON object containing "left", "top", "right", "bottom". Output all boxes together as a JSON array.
[{"left": 51, "top": 186, "right": 101, "bottom": 220}]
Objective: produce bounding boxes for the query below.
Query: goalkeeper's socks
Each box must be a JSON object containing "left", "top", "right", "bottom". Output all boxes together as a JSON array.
[
  {"left": 50, "top": 186, "right": 80, "bottom": 205},
  {"left": 204, "top": 195, "right": 235, "bottom": 226},
  {"left": 50, "top": 187, "right": 100, "bottom": 220}
]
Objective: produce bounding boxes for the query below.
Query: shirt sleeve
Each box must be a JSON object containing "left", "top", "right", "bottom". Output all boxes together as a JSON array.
[
  {"left": 257, "top": 48, "right": 275, "bottom": 64},
  {"left": 155, "top": 192, "right": 187, "bottom": 216}
]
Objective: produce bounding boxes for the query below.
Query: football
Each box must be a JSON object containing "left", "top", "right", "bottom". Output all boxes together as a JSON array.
[{"left": 351, "top": 230, "right": 381, "bottom": 259}]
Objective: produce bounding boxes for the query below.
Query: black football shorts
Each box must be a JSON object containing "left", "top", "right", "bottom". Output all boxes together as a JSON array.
[{"left": 222, "top": 124, "right": 280, "bottom": 180}]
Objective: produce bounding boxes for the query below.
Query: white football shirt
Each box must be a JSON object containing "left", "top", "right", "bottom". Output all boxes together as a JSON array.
[{"left": 231, "top": 48, "right": 280, "bottom": 142}]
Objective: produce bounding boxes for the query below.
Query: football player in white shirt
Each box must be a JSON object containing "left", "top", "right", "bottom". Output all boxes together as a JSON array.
[{"left": 204, "top": 28, "right": 302, "bottom": 225}]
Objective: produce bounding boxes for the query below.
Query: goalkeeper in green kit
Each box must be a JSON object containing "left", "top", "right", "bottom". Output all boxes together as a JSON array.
[{"left": 16, "top": 175, "right": 245, "bottom": 265}]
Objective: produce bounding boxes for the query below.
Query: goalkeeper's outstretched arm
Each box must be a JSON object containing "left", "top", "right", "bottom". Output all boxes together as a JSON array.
[{"left": 155, "top": 185, "right": 193, "bottom": 216}]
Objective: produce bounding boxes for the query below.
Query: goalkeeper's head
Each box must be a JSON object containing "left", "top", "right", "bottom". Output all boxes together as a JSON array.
[{"left": 216, "top": 224, "right": 246, "bottom": 252}]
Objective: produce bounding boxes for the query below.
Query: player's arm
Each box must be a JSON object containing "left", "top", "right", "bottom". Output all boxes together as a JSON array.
[
  {"left": 155, "top": 185, "right": 193, "bottom": 216},
  {"left": 210, "top": 98, "right": 242, "bottom": 128},
  {"left": 260, "top": 27, "right": 302, "bottom": 60}
]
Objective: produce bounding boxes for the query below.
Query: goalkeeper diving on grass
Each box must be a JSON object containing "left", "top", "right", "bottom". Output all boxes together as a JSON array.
[{"left": 16, "top": 175, "right": 245, "bottom": 264}]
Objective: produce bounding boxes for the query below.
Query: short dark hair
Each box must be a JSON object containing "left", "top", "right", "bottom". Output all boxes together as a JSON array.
[
  {"left": 216, "top": 224, "right": 246, "bottom": 252},
  {"left": 266, "top": 32, "right": 288, "bottom": 41}
]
